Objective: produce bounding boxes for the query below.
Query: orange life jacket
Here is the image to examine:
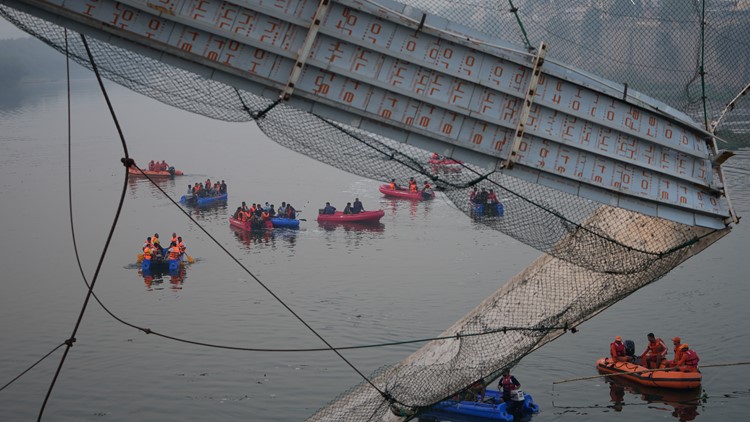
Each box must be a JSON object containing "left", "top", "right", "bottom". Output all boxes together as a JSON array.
[
  {"left": 178, "top": 241, "right": 186, "bottom": 253},
  {"left": 171, "top": 236, "right": 178, "bottom": 244},
  {"left": 610, "top": 341, "right": 626, "bottom": 358},
  {"left": 673, "top": 346, "right": 684, "bottom": 363},
  {"left": 682, "top": 350, "right": 699, "bottom": 367},
  {"left": 409, "top": 183, "right": 417, "bottom": 192},
  {"left": 389, "top": 182, "right": 396, "bottom": 189},
  {"left": 142, "top": 246, "right": 152, "bottom": 260},
  {"left": 168, "top": 247, "right": 180, "bottom": 260},
  {"left": 644, "top": 338, "right": 667, "bottom": 356}
]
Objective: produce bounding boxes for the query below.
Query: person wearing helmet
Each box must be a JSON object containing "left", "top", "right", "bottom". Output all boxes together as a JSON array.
[
  {"left": 610, "top": 336, "right": 632, "bottom": 362},
  {"left": 673, "top": 344, "right": 700, "bottom": 372}
]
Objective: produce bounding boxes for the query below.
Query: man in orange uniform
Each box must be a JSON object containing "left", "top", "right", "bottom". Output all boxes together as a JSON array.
[
  {"left": 610, "top": 336, "right": 632, "bottom": 362},
  {"left": 668, "top": 337, "right": 683, "bottom": 366},
  {"left": 640, "top": 333, "right": 668, "bottom": 369},
  {"left": 673, "top": 344, "right": 700, "bottom": 372}
]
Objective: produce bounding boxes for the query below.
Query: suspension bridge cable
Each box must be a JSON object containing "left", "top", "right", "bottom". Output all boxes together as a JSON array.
[
  {"left": 38, "top": 33, "right": 131, "bottom": 421},
  {"left": 0, "top": 343, "right": 66, "bottom": 393}
]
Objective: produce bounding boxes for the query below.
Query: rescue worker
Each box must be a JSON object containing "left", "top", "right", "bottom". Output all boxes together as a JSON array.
[
  {"left": 143, "top": 237, "right": 152, "bottom": 249},
  {"left": 668, "top": 337, "right": 683, "bottom": 366},
  {"left": 469, "top": 186, "right": 478, "bottom": 203},
  {"left": 148, "top": 160, "right": 155, "bottom": 171},
  {"left": 389, "top": 178, "right": 397, "bottom": 190},
  {"left": 409, "top": 177, "right": 417, "bottom": 192},
  {"left": 167, "top": 241, "right": 181, "bottom": 261},
  {"left": 343, "top": 202, "right": 353, "bottom": 214},
  {"left": 322, "top": 202, "right": 336, "bottom": 214},
  {"left": 352, "top": 198, "right": 364, "bottom": 214},
  {"left": 640, "top": 333, "right": 668, "bottom": 369},
  {"left": 171, "top": 233, "right": 178, "bottom": 245},
  {"left": 142, "top": 243, "right": 153, "bottom": 262},
  {"left": 673, "top": 344, "right": 700, "bottom": 372},
  {"left": 498, "top": 368, "right": 521, "bottom": 404},
  {"left": 160, "top": 160, "right": 168, "bottom": 171},
  {"left": 286, "top": 204, "right": 296, "bottom": 219},
  {"left": 610, "top": 335, "right": 632, "bottom": 362},
  {"left": 177, "top": 237, "right": 186, "bottom": 255},
  {"left": 467, "top": 378, "right": 486, "bottom": 402}
]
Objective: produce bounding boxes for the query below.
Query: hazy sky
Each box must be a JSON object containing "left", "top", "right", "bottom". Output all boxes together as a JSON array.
[{"left": 0, "top": 15, "right": 28, "bottom": 39}]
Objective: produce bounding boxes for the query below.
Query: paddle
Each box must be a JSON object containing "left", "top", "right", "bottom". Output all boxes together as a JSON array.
[{"left": 184, "top": 254, "right": 194, "bottom": 264}]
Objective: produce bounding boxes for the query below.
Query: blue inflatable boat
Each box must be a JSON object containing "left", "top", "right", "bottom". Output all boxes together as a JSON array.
[
  {"left": 270, "top": 217, "right": 300, "bottom": 229},
  {"left": 424, "top": 390, "right": 539, "bottom": 421},
  {"left": 471, "top": 202, "right": 504, "bottom": 217},
  {"left": 180, "top": 193, "right": 228, "bottom": 206}
]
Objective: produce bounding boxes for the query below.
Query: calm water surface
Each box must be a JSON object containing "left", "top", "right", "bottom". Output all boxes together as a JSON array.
[{"left": 1, "top": 79, "right": 749, "bottom": 421}]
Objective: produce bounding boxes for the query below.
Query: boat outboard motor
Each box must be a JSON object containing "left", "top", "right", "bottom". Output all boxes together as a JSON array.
[
  {"left": 625, "top": 339, "right": 636, "bottom": 359},
  {"left": 168, "top": 166, "right": 175, "bottom": 176},
  {"left": 507, "top": 390, "right": 525, "bottom": 415}
]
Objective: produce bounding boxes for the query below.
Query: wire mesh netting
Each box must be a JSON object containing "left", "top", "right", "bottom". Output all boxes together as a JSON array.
[{"left": 0, "top": 0, "right": 743, "bottom": 420}]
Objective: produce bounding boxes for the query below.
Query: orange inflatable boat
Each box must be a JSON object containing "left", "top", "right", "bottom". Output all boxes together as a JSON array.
[
  {"left": 128, "top": 166, "right": 183, "bottom": 177},
  {"left": 596, "top": 357, "right": 701, "bottom": 389}
]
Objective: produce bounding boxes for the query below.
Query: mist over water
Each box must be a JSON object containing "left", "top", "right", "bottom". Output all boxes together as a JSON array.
[{"left": 0, "top": 77, "right": 748, "bottom": 421}]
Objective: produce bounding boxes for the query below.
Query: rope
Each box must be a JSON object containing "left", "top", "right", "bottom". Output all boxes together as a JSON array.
[
  {"left": 38, "top": 33, "right": 131, "bottom": 422},
  {"left": 0, "top": 343, "right": 66, "bottom": 393},
  {"left": 507, "top": 0, "right": 534, "bottom": 52}
]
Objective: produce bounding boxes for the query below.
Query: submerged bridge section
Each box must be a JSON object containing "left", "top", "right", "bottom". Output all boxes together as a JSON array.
[{"left": 0, "top": 0, "right": 737, "bottom": 229}]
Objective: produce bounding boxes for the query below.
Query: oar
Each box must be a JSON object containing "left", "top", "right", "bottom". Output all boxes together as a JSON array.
[
  {"left": 136, "top": 253, "right": 144, "bottom": 263},
  {"left": 185, "top": 254, "right": 194, "bottom": 264},
  {"left": 295, "top": 200, "right": 310, "bottom": 222}
]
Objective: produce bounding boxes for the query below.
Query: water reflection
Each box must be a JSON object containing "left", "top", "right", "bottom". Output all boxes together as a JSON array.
[
  {"left": 230, "top": 225, "right": 298, "bottom": 250},
  {"left": 139, "top": 264, "right": 187, "bottom": 291},
  {"left": 604, "top": 377, "right": 702, "bottom": 421},
  {"left": 318, "top": 221, "right": 385, "bottom": 233},
  {"left": 127, "top": 175, "right": 176, "bottom": 196},
  {"left": 184, "top": 201, "right": 229, "bottom": 221},
  {"left": 383, "top": 198, "right": 433, "bottom": 220}
]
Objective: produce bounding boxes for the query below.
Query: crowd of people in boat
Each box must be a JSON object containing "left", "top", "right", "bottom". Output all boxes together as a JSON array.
[
  {"left": 148, "top": 160, "right": 172, "bottom": 172},
  {"left": 469, "top": 186, "right": 502, "bottom": 216},
  {"left": 610, "top": 333, "right": 700, "bottom": 372},
  {"left": 320, "top": 198, "right": 365, "bottom": 214},
  {"left": 387, "top": 177, "right": 434, "bottom": 195},
  {"left": 141, "top": 232, "right": 187, "bottom": 262},
  {"left": 186, "top": 178, "right": 227, "bottom": 198},
  {"left": 233, "top": 201, "right": 298, "bottom": 226}
]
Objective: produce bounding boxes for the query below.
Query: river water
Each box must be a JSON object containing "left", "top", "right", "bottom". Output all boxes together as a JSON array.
[{"left": 0, "top": 77, "right": 748, "bottom": 421}]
